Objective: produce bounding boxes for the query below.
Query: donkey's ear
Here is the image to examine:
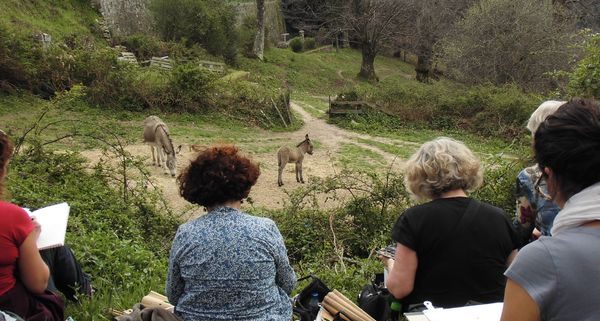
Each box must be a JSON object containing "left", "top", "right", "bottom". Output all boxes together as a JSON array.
[
  {"left": 305, "top": 134, "right": 309, "bottom": 140},
  {"left": 176, "top": 144, "right": 183, "bottom": 154}
]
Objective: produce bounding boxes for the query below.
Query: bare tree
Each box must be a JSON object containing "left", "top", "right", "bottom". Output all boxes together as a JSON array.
[
  {"left": 396, "top": 0, "right": 476, "bottom": 82},
  {"left": 252, "top": 0, "right": 266, "bottom": 60},
  {"left": 554, "top": 0, "right": 600, "bottom": 31},
  {"left": 439, "top": 0, "right": 578, "bottom": 90},
  {"left": 340, "top": 0, "right": 408, "bottom": 81}
]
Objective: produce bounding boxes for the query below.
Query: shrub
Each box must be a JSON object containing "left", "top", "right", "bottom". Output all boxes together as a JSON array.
[
  {"left": 8, "top": 123, "right": 180, "bottom": 318},
  {"left": 440, "top": 0, "right": 578, "bottom": 91},
  {"left": 0, "top": 23, "right": 72, "bottom": 97},
  {"left": 170, "top": 63, "right": 216, "bottom": 110},
  {"left": 213, "top": 80, "right": 297, "bottom": 130},
  {"left": 290, "top": 37, "right": 303, "bottom": 53},
  {"left": 567, "top": 33, "right": 600, "bottom": 99},
  {"left": 354, "top": 79, "right": 540, "bottom": 139},
  {"left": 150, "top": 0, "right": 238, "bottom": 63},
  {"left": 118, "top": 34, "right": 166, "bottom": 61},
  {"left": 239, "top": 15, "right": 257, "bottom": 57},
  {"left": 304, "top": 37, "right": 317, "bottom": 50}
]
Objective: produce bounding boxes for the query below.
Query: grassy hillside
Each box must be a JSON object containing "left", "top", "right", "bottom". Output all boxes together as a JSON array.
[
  {"left": 0, "top": 0, "right": 100, "bottom": 40},
  {"left": 239, "top": 47, "right": 415, "bottom": 95}
]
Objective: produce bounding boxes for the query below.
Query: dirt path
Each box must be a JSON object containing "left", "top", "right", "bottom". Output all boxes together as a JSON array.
[{"left": 81, "top": 102, "right": 412, "bottom": 218}]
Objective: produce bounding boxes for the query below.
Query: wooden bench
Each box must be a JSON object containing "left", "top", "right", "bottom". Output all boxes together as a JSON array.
[
  {"left": 117, "top": 52, "right": 138, "bottom": 64},
  {"left": 149, "top": 56, "right": 172, "bottom": 70},
  {"left": 328, "top": 100, "right": 372, "bottom": 116},
  {"left": 199, "top": 60, "right": 226, "bottom": 73}
]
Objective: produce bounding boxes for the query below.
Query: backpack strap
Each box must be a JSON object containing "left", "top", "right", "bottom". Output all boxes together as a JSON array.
[{"left": 455, "top": 198, "right": 481, "bottom": 232}]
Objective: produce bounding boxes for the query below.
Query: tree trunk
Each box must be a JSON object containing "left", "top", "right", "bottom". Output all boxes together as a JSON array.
[
  {"left": 415, "top": 54, "right": 431, "bottom": 82},
  {"left": 252, "top": 0, "right": 265, "bottom": 60},
  {"left": 416, "top": 47, "right": 432, "bottom": 83},
  {"left": 358, "top": 45, "right": 378, "bottom": 81}
]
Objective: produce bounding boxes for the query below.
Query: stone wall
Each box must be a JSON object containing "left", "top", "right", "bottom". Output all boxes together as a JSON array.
[
  {"left": 96, "top": 0, "right": 286, "bottom": 44},
  {"left": 97, "top": 0, "right": 153, "bottom": 37}
]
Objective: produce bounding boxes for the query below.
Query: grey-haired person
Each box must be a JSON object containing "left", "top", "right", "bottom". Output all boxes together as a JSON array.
[{"left": 501, "top": 98, "right": 600, "bottom": 321}]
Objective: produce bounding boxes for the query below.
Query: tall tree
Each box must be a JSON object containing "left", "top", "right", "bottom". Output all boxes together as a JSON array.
[
  {"left": 397, "top": 0, "right": 475, "bottom": 82},
  {"left": 440, "top": 0, "right": 577, "bottom": 90},
  {"left": 281, "top": 0, "right": 345, "bottom": 34},
  {"left": 340, "top": 0, "right": 407, "bottom": 81},
  {"left": 252, "top": 0, "right": 265, "bottom": 60}
]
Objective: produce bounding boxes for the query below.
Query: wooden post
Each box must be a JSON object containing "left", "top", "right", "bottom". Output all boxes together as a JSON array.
[{"left": 271, "top": 97, "right": 288, "bottom": 127}]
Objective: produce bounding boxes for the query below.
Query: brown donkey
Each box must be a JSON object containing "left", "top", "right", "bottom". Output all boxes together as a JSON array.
[{"left": 277, "top": 134, "right": 314, "bottom": 187}]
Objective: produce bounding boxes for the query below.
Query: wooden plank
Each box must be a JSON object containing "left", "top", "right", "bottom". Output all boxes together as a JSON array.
[
  {"left": 150, "top": 56, "right": 172, "bottom": 70},
  {"left": 199, "top": 60, "right": 225, "bottom": 72}
]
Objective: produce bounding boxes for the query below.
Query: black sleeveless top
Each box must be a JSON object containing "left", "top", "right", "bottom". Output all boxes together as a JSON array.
[{"left": 391, "top": 197, "right": 519, "bottom": 309}]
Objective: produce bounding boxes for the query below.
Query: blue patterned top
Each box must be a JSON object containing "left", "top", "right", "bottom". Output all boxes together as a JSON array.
[
  {"left": 166, "top": 207, "right": 297, "bottom": 321},
  {"left": 515, "top": 165, "right": 560, "bottom": 236}
]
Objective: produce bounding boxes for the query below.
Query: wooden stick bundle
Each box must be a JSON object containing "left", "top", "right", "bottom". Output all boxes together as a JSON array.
[{"left": 321, "top": 290, "right": 376, "bottom": 321}]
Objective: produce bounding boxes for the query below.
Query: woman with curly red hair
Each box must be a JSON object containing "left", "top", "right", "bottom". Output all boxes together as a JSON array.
[{"left": 167, "top": 145, "right": 296, "bottom": 321}]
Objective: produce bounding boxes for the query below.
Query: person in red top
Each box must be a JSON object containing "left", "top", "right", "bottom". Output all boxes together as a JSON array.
[{"left": 0, "top": 130, "right": 91, "bottom": 320}]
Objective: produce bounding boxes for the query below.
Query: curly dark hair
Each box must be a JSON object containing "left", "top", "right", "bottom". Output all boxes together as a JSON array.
[
  {"left": 535, "top": 98, "right": 600, "bottom": 200},
  {"left": 178, "top": 145, "right": 260, "bottom": 207},
  {"left": 0, "top": 131, "right": 14, "bottom": 198}
]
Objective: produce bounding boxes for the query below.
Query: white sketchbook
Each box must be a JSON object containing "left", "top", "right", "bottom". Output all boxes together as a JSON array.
[
  {"left": 25, "top": 202, "right": 70, "bottom": 250},
  {"left": 422, "top": 302, "right": 503, "bottom": 321}
]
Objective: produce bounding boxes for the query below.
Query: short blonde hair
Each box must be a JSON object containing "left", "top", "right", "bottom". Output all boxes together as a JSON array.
[
  {"left": 526, "top": 100, "right": 565, "bottom": 134},
  {"left": 404, "top": 137, "right": 483, "bottom": 200}
]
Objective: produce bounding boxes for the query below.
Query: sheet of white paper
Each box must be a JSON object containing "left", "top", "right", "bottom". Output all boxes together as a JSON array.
[
  {"left": 29, "top": 202, "right": 70, "bottom": 250},
  {"left": 423, "top": 302, "right": 503, "bottom": 321}
]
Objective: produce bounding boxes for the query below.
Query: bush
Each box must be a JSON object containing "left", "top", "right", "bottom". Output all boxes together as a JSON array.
[
  {"left": 150, "top": 0, "right": 238, "bottom": 64},
  {"left": 290, "top": 37, "right": 303, "bottom": 53},
  {"left": 0, "top": 22, "right": 72, "bottom": 97},
  {"left": 8, "top": 127, "right": 180, "bottom": 318},
  {"left": 239, "top": 15, "right": 257, "bottom": 57},
  {"left": 354, "top": 79, "right": 540, "bottom": 139},
  {"left": 440, "top": 0, "right": 578, "bottom": 91},
  {"left": 170, "top": 63, "right": 216, "bottom": 110},
  {"left": 567, "top": 33, "right": 600, "bottom": 99},
  {"left": 304, "top": 37, "right": 317, "bottom": 50},
  {"left": 118, "top": 34, "right": 166, "bottom": 61},
  {"left": 213, "top": 80, "right": 297, "bottom": 130}
]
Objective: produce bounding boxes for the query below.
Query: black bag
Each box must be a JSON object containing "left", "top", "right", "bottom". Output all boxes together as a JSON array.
[
  {"left": 357, "top": 273, "right": 391, "bottom": 321},
  {"left": 293, "top": 275, "right": 331, "bottom": 321}
]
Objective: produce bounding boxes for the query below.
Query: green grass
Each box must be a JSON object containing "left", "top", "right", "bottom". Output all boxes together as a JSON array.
[
  {"left": 238, "top": 48, "right": 416, "bottom": 95},
  {"left": 0, "top": 0, "right": 100, "bottom": 41},
  {"left": 356, "top": 138, "right": 417, "bottom": 159},
  {"left": 336, "top": 143, "right": 386, "bottom": 171}
]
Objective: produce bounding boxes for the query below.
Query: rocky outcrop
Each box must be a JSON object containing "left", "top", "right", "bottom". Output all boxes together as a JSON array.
[{"left": 96, "top": 0, "right": 154, "bottom": 37}]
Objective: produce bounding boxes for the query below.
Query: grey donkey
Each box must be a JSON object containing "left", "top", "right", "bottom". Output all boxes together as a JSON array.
[
  {"left": 143, "top": 116, "right": 180, "bottom": 177},
  {"left": 277, "top": 134, "right": 314, "bottom": 187}
]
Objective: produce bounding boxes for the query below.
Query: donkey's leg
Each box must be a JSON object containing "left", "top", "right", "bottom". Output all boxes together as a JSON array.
[
  {"left": 295, "top": 162, "right": 301, "bottom": 183},
  {"left": 150, "top": 145, "right": 156, "bottom": 166},
  {"left": 278, "top": 162, "right": 285, "bottom": 187},
  {"left": 298, "top": 162, "right": 305, "bottom": 183},
  {"left": 159, "top": 148, "right": 168, "bottom": 174}
]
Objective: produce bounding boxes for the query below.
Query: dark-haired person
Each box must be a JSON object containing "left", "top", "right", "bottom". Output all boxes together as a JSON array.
[
  {"left": 167, "top": 145, "right": 296, "bottom": 321},
  {"left": 382, "top": 137, "right": 519, "bottom": 311},
  {"left": 501, "top": 99, "right": 600, "bottom": 321},
  {"left": 0, "top": 130, "right": 91, "bottom": 320}
]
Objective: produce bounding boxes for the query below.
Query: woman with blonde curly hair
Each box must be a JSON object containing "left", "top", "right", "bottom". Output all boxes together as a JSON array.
[{"left": 382, "top": 137, "right": 519, "bottom": 311}]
